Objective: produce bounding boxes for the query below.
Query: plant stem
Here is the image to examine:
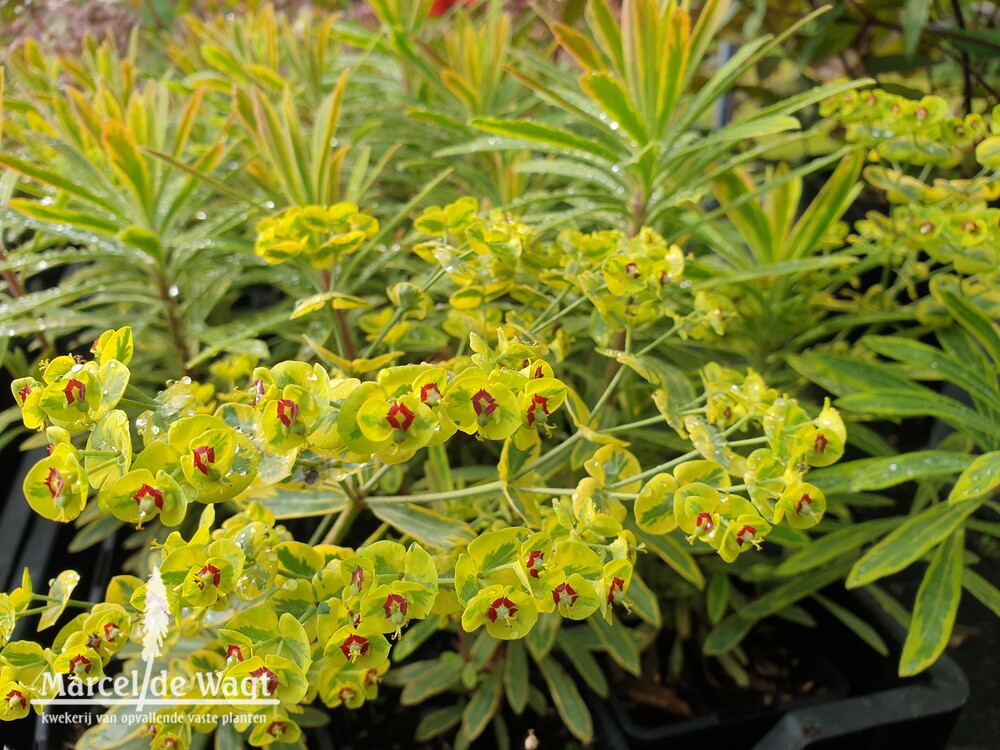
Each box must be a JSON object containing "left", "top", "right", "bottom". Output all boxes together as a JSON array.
[
  {"left": 365, "top": 480, "right": 503, "bottom": 505},
  {"left": 530, "top": 294, "right": 588, "bottom": 334},
  {"left": 125, "top": 384, "right": 159, "bottom": 407},
  {"left": 321, "top": 498, "right": 365, "bottom": 544},
  {"left": 155, "top": 270, "right": 192, "bottom": 377},
  {"left": 31, "top": 594, "right": 98, "bottom": 608},
  {"left": 610, "top": 449, "right": 701, "bottom": 489}
]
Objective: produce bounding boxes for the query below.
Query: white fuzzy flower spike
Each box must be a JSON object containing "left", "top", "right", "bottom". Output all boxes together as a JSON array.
[{"left": 141, "top": 565, "right": 170, "bottom": 661}]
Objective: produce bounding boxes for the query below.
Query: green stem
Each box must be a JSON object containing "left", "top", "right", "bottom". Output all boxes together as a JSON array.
[
  {"left": 637, "top": 322, "right": 678, "bottom": 356},
  {"left": 126, "top": 384, "right": 159, "bottom": 408},
  {"left": 31, "top": 594, "right": 97, "bottom": 608},
  {"left": 530, "top": 295, "right": 588, "bottom": 333},
  {"left": 610, "top": 449, "right": 701, "bottom": 489},
  {"left": 363, "top": 266, "right": 449, "bottom": 358},
  {"left": 321, "top": 499, "right": 365, "bottom": 544},
  {"left": 365, "top": 480, "right": 503, "bottom": 505}
]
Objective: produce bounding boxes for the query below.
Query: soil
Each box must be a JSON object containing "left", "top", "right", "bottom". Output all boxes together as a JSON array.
[{"left": 614, "top": 618, "right": 846, "bottom": 734}]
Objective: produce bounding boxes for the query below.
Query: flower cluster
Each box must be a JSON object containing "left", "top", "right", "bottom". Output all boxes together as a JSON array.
[
  {"left": 635, "top": 364, "right": 843, "bottom": 561},
  {"left": 11, "top": 329, "right": 569, "bottom": 527},
  {"left": 254, "top": 203, "right": 379, "bottom": 268},
  {"left": 821, "top": 89, "right": 997, "bottom": 168}
]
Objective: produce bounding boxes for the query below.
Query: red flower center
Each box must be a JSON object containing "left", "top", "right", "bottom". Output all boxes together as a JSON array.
[
  {"left": 63, "top": 378, "right": 86, "bottom": 405},
  {"left": 386, "top": 401, "right": 415, "bottom": 432},
  {"left": 552, "top": 582, "right": 578, "bottom": 607},
  {"left": 225, "top": 644, "right": 245, "bottom": 663},
  {"left": 736, "top": 525, "right": 757, "bottom": 547},
  {"left": 103, "top": 622, "right": 121, "bottom": 642},
  {"left": 526, "top": 394, "right": 549, "bottom": 426},
  {"left": 133, "top": 484, "right": 164, "bottom": 510},
  {"left": 419, "top": 382, "right": 441, "bottom": 405},
  {"left": 487, "top": 596, "right": 517, "bottom": 623},
  {"left": 525, "top": 550, "right": 544, "bottom": 578},
  {"left": 69, "top": 654, "right": 92, "bottom": 676},
  {"left": 349, "top": 566, "right": 365, "bottom": 596},
  {"left": 250, "top": 379, "right": 266, "bottom": 406},
  {"left": 471, "top": 389, "right": 498, "bottom": 418},
  {"left": 277, "top": 399, "right": 299, "bottom": 428},
  {"left": 17, "top": 384, "right": 32, "bottom": 403},
  {"left": 192, "top": 445, "right": 215, "bottom": 475},
  {"left": 813, "top": 433, "right": 828, "bottom": 454},
  {"left": 382, "top": 593, "right": 408, "bottom": 621},
  {"left": 796, "top": 494, "right": 813, "bottom": 515},
  {"left": 919, "top": 221, "right": 935, "bottom": 234},
  {"left": 45, "top": 467, "right": 65, "bottom": 499},
  {"left": 249, "top": 666, "right": 279, "bottom": 696},
  {"left": 364, "top": 668, "right": 380, "bottom": 686},
  {"left": 608, "top": 576, "right": 626, "bottom": 604},
  {"left": 6, "top": 689, "right": 26, "bottom": 710},
  {"left": 339, "top": 686, "right": 355, "bottom": 703},
  {"left": 340, "top": 634, "right": 370, "bottom": 661},
  {"left": 87, "top": 634, "right": 102, "bottom": 651},
  {"left": 695, "top": 512, "right": 714, "bottom": 533},
  {"left": 196, "top": 563, "right": 222, "bottom": 590},
  {"left": 533, "top": 365, "right": 545, "bottom": 379},
  {"left": 962, "top": 220, "right": 980, "bottom": 234},
  {"left": 624, "top": 261, "right": 640, "bottom": 278},
  {"left": 267, "top": 721, "right": 286, "bottom": 738}
]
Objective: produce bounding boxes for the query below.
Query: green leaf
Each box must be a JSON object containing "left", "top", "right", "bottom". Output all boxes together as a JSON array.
[
  {"left": 470, "top": 118, "right": 621, "bottom": 162},
  {"left": 811, "top": 451, "right": 973, "bottom": 495},
  {"left": 962, "top": 568, "right": 1000, "bottom": 618},
  {"left": 631, "top": 526, "right": 705, "bottom": 589},
  {"left": 400, "top": 656, "right": 464, "bottom": 705},
  {"left": 245, "top": 483, "right": 349, "bottom": 519},
  {"left": 777, "top": 518, "right": 898, "bottom": 577},
  {"left": 369, "top": 502, "right": 476, "bottom": 550},
  {"left": 69, "top": 514, "right": 123, "bottom": 553},
  {"left": 837, "top": 390, "right": 999, "bottom": 443},
  {"left": 930, "top": 276, "right": 1000, "bottom": 366},
  {"left": 706, "top": 572, "right": 730, "bottom": 625},
  {"left": 902, "top": 0, "right": 933, "bottom": 56},
  {"left": 848, "top": 500, "right": 982, "bottom": 589},
  {"left": 415, "top": 705, "right": 465, "bottom": 742},
  {"left": 462, "top": 666, "right": 504, "bottom": 741},
  {"left": 703, "top": 614, "right": 754, "bottom": 656},
  {"left": 503, "top": 639, "right": 530, "bottom": 714},
  {"left": 587, "top": 613, "right": 640, "bottom": 676},
  {"left": 0, "top": 153, "right": 121, "bottom": 216},
  {"left": 741, "top": 560, "right": 851, "bottom": 621},
  {"left": 580, "top": 72, "right": 646, "bottom": 141},
  {"left": 813, "top": 594, "right": 889, "bottom": 657},
  {"left": 788, "top": 351, "right": 925, "bottom": 397},
  {"left": 536, "top": 658, "right": 594, "bottom": 743},
  {"left": 391, "top": 614, "right": 441, "bottom": 662},
  {"left": 38, "top": 570, "right": 81, "bottom": 631},
  {"left": 558, "top": 629, "right": 610, "bottom": 697},
  {"left": 625, "top": 572, "right": 662, "bottom": 627},
  {"left": 948, "top": 452, "right": 1000, "bottom": 504},
  {"left": 899, "top": 528, "right": 964, "bottom": 676}
]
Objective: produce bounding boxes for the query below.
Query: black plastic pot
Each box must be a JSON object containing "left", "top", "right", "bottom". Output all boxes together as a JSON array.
[{"left": 605, "top": 590, "right": 967, "bottom": 750}]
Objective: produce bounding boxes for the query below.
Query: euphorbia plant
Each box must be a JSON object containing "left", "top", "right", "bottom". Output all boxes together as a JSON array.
[{"left": 1, "top": 194, "right": 845, "bottom": 747}]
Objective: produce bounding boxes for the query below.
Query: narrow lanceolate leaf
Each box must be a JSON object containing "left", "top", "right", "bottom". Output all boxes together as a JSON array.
[
  {"left": 930, "top": 276, "right": 1000, "bottom": 366},
  {"left": 703, "top": 614, "right": 754, "bottom": 656},
  {"left": 558, "top": 632, "right": 610, "bottom": 697},
  {"left": 632, "top": 525, "right": 705, "bottom": 589},
  {"left": 369, "top": 502, "right": 476, "bottom": 550},
  {"left": 777, "top": 518, "right": 898, "bottom": 577},
  {"left": 947, "top": 452, "right": 1000, "bottom": 504},
  {"left": 580, "top": 72, "right": 647, "bottom": 142},
  {"left": 837, "top": 390, "right": 999, "bottom": 443},
  {"left": 813, "top": 594, "right": 889, "bottom": 657},
  {"left": 847, "top": 500, "right": 983, "bottom": 589},
  {"left": 537, "top": 658, "right": 594, "bottom": 743},
  {"left": 503, "top": 639, "right": 530, "bottom": 714},
  {"left": 962, "top": 568, "right": 1000, "bottom": 619},
  {"left": 415, "top": 705, "right": 465, "bottom": 742},
  {"left": 400, "top": 657, "right": 464, "bottom": 705},
  {"left": 461, "top": 667, "right": 504, "bottom": 742},
  {"left": 706, "top": 572, "right": 730, "bottom": 625},
  {"left": 588, "top": 613, "right": 640, "bottom": 676},
  {"left": 811, "top": 451, "right": 972, "bottom": 495},
  {"left": 899, "top": 529, "right": 964, "bottom": 676},
  {"left": 469, "top": 118, "right": 622, "bottom": 162},
  {"left": 740, "top": 560, "right": 852, "bottom": 622}
]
